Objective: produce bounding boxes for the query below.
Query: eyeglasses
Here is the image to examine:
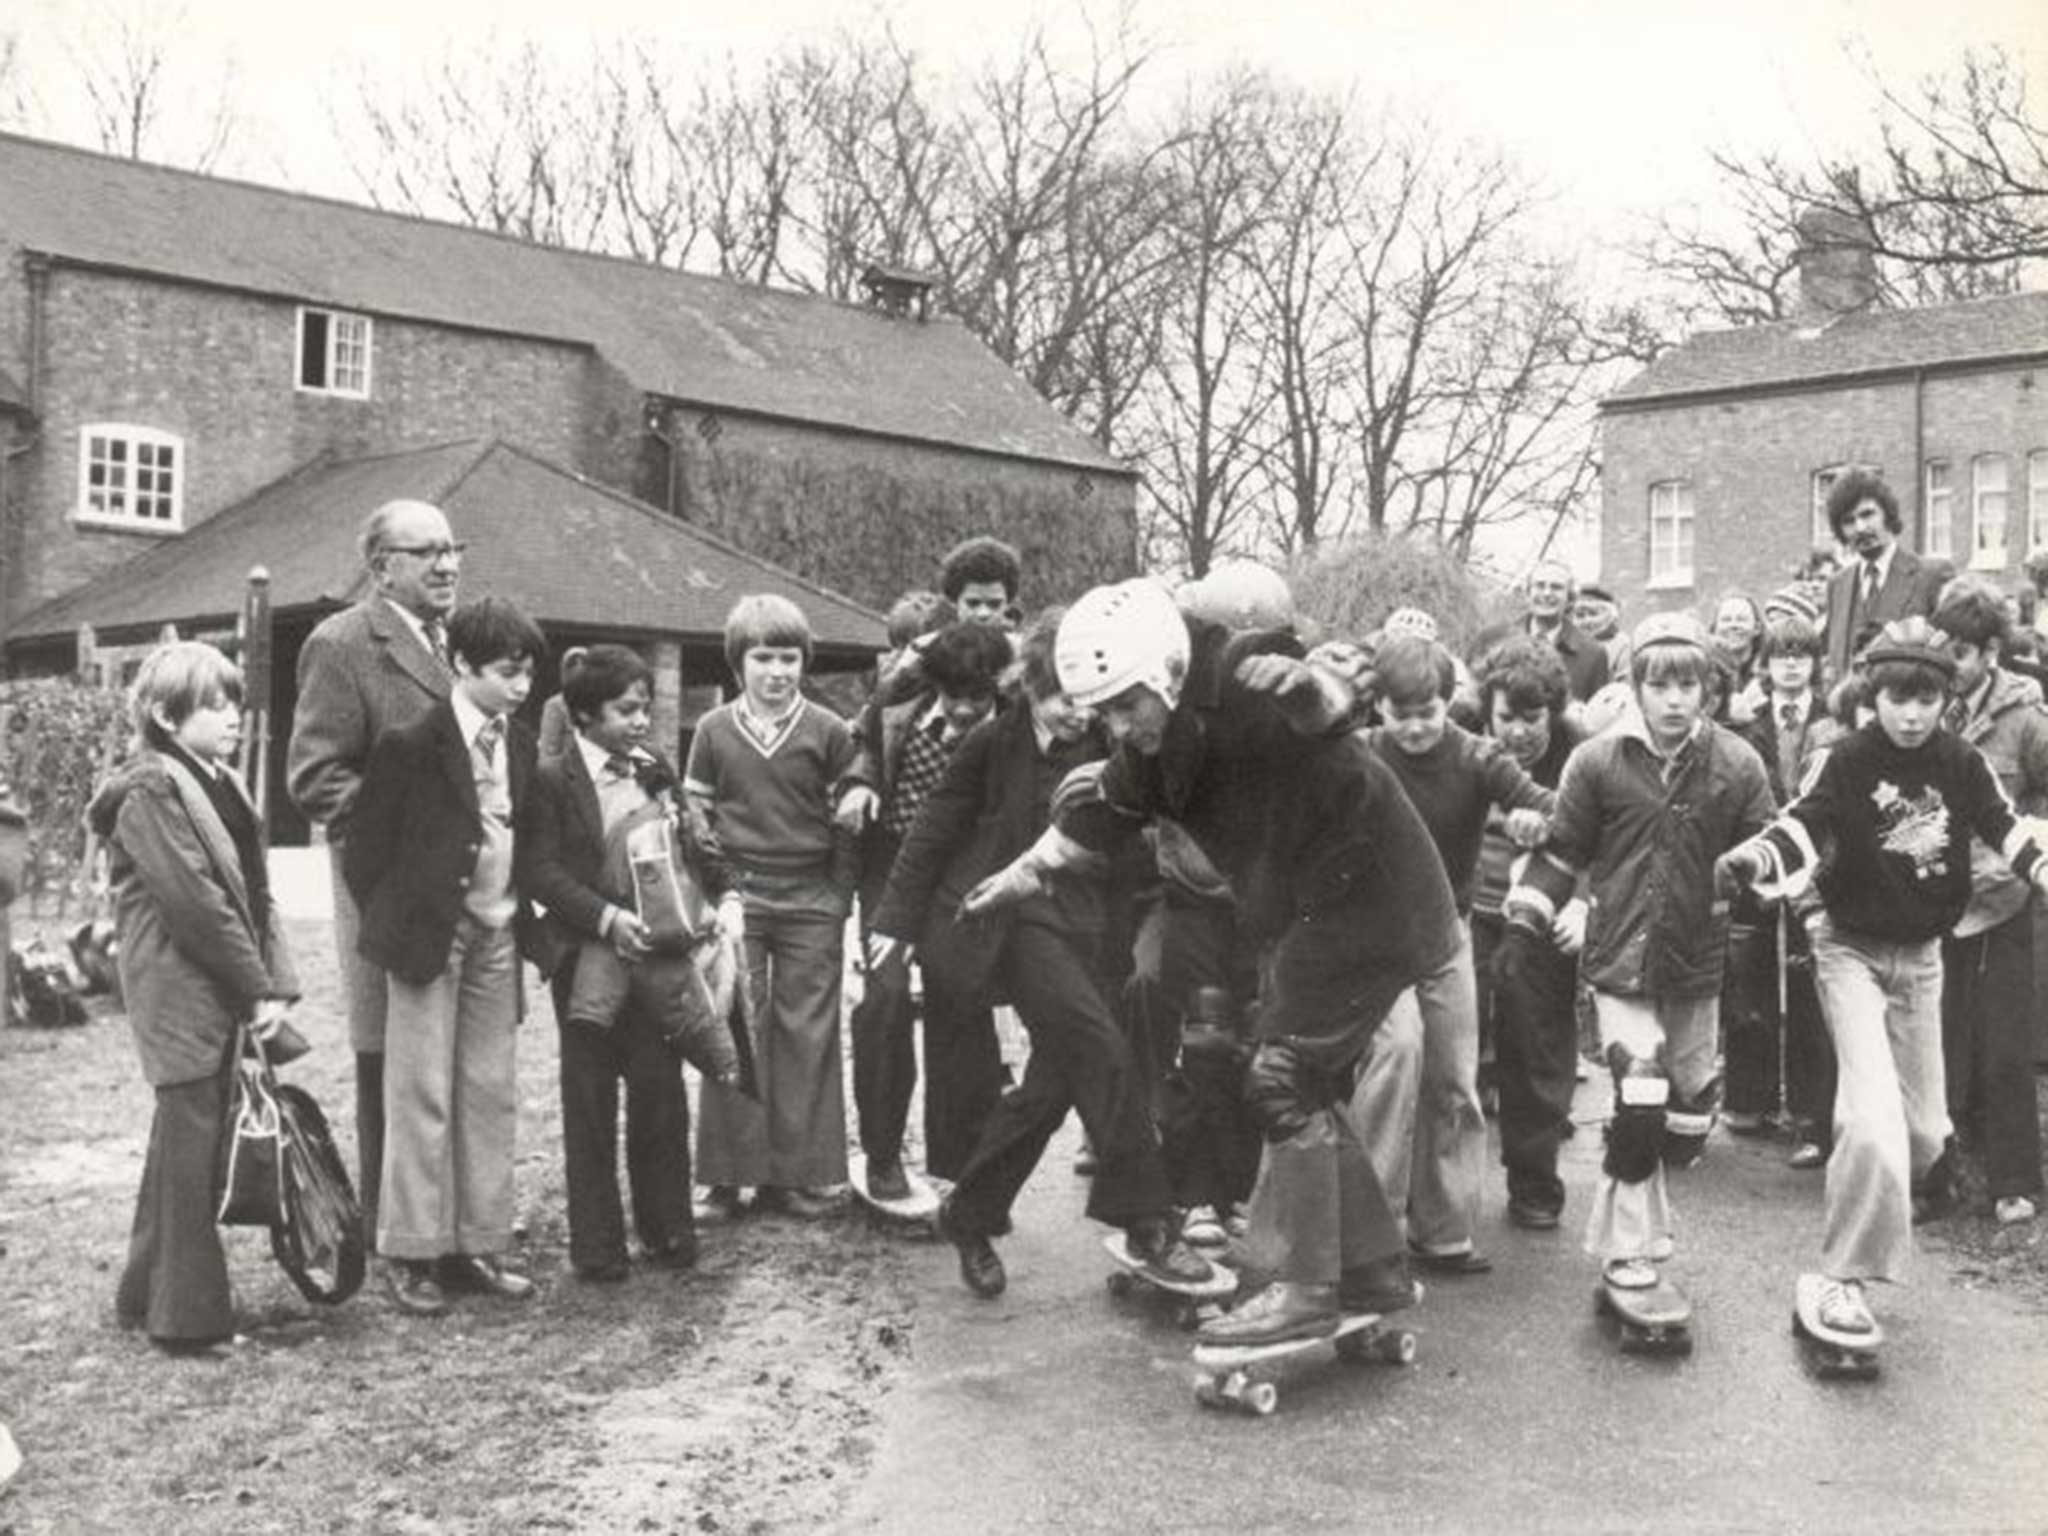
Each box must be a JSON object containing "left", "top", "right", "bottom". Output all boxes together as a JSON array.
[{"left": 383, "top": 542, "right": 468, "bottom": 562}]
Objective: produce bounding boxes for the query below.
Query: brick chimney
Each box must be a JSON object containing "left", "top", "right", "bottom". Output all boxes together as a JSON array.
[{"left": 1794, "top": 204, "right": 1880, "bottom": 321}]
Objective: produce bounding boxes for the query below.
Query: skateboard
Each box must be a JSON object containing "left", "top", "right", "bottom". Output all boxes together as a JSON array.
[
  {"left": 848, "top": 1153, "right": 941, "bottom": 1232},
  {"left": 1102, "top": 1233, "right": 1236, "bottom": 1329},
  {"left": 1191, "top": 1311, "right": 1418, "bottom": 1416},
  {"left": 1594, "top": 1271, "right": 1694, "bottom": 1355},
  {"left": 1791, "top": 1272, "right": 1882, "bottom": 1379}
]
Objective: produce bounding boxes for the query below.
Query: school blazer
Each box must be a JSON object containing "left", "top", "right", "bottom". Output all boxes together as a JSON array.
[
  {"left": 518, "top": 745, "right": 727, "bottom": 981},
  {"left": 343, "top": 701, "right": 539, "bottom": 986}
]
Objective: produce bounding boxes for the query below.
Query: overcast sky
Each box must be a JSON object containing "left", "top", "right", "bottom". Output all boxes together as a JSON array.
[{"left": 11, "top": 0, "right": 2044, "bottom": 243}]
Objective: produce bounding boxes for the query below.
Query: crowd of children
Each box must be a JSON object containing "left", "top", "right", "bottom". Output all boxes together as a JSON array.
[{"left": 99, "top": 510, "right": 2048, "bottom": 1367}]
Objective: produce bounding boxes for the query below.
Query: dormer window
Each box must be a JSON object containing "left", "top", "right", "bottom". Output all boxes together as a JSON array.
[
  {"left": 297, "top": 306, "right": 372, "bottom": 397},
  {"left": 76, "top": 424, "right": 183, "bottom": 532}
]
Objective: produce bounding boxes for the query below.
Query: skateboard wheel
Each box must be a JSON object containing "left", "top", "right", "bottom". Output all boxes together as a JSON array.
[
  {"left": 1107, "top": 1272, "right": 1134, "bottom": 1298},
  {"left": 1385, "top": 1331, "right": 1417, "bottom": 1365},
  {"left": 1245, "top": 1382, "right": 1278, "bottom": 1416},
  {"left": 1194, "top": 1376, "right": 1223, "bottom": 1409},
  {"left": 1334, "top": 1330, "right": 1370, "bottom": 1361}
]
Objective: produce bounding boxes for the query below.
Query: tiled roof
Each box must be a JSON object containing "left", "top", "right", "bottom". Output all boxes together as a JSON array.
[
  {"left": 11, "top": 438, "right": 884, "bottom": 650},
  {"left": 0, "top": 131, "right": 1128, "bottom": 475},
  {"left": 1605, "top": 289, "right": 2048, "bottom": 407}
]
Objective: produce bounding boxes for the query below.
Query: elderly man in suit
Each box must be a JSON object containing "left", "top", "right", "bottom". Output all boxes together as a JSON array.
[
  {"left": 286, "top": 499, "right": 462, "bottom": 1245},
  {"left": 1822, "top": 469, "right": 1948, "bottom": 685}
]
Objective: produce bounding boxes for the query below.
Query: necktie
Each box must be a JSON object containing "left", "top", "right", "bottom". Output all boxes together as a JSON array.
[
  {"left": 1859, "top": 564, "right": 1878, "bottom": 612},
  {"left": 604, "top": 753, "right": 636, "bottom": 781},
  {"left": 474, "top": 716, "right": 504, "bottom": 777},
  {"left": 426, "top": 620, "right": 451, "bottom": 671},
  {"left": 1779, "top": 701, "right": 1799, "bottom": 732}
]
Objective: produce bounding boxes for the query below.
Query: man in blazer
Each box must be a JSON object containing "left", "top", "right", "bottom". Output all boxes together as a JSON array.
[
  {"left": 1822, "top": 469, "right": 1949, "bottom": 685},
  {"left": 1522, "top": 558, "right": 1610, "bottom": 704},
  {"left": 286, "top": 498, "right": 461, "bottom": 1245}
]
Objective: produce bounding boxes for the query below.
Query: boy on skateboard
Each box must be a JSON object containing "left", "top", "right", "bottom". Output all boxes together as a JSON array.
[
  {"left": 1504, "top": 613, "right": 1776, "bottom": 1318},
  {"left": 965, "top": 579, "right": 1459, "bottom": 1344},
  {"left": 1718, "top": 616, "right": 2048, "bottom": 1349}
]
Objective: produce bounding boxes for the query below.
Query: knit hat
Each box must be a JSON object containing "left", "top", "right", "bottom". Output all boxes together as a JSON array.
[
  {"left": 1861, "top": 615, "right": 1956, "bottom": 678},
  {"left": 1763, "top": 585, "right": 1823, "bottom": 626},
  {"left": 1382, "top": 606, "right": 1440, "bottom": 643}
]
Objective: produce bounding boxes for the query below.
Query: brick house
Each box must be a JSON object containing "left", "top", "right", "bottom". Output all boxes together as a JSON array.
[
  {"left": 1598, "top": 224, "right": 2048, "bottom": 620},
  {"left": 0, "top": 130, "right": 1136, "bottom": 635}
]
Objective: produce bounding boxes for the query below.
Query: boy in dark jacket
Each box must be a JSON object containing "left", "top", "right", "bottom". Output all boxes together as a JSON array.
[
  {"left": 345, "top": 597, "right": 545, "bottom": 1315},
  {"left": 1506, "top": 612, "right": 1776, "bottom": 1311},
  {"left": 1722, "top": 615, "right": 2048, "bottom": 1340},
  {"left": 839, "top": 622, "right": 1013, "bottom": 1195}
]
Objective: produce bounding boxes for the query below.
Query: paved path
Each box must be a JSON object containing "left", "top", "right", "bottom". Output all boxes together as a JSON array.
[{"left": 835, "top": 1082, "right": 2048, "bottom": 1535}]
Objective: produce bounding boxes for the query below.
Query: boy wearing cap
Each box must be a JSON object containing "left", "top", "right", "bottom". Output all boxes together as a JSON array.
[
  {"left": 965, "top": 579, "right": 1460, "bottom": 1343},
  {"left": 1721, "top": 616, "right": 2048, "bottom": 1342},
  {"left": 1505, "top": 611, "right": 1776, "bottom": 1312}
]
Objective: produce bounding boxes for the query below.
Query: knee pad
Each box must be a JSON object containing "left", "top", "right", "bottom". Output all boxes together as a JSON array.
[
  {"left": 1602, "top": 1047, "right": 1668, "bottom": 1183},
  {"left": 1664, "top": 1077, "right": 1721, "bottom": 1170}
]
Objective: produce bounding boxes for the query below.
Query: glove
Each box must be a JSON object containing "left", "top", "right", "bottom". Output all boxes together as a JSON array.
[
  {"left": 1715, "top": 846, "right": 1762, "bottom": 899},
  {"left": 959, "top": 857, "right": 1044, "bottom": 918},
  {"left": 835, "top": 785, "right": 879, "bottom": 833}
]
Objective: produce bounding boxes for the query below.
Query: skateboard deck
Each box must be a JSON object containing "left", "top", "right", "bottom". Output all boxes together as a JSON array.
[
  {"left": 1192, "top": 1311, "right": 1419, "bottom": 1416},
  {"left": 1595, "top": 1273, "right": 1694, "bottom": 1355},
  {"left": 848, "top": 1154, "right": 941, "bottom": 1226},
  {"left": 1791, "top": 1273, "right": 1882, "bottom": 1379}
]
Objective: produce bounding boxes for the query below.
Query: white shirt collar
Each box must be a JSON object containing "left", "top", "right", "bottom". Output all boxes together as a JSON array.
[
  {"left": 450, "top": 689, "right": 498, "bottom": 753},
  {"left": 1859, "top": 544, "right": 1897, "bottom": 591},
  {"left": 576, "top": 732, "right": 648, "bottom": 782}
]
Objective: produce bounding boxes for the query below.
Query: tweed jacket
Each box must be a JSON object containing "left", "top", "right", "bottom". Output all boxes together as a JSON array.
[
  {"left": 88, "top": 752, "right": 299, "bottom": 1088},
  {"left": 1822, "top": 547, "right": 1948, "bottom": 685},
  {"left": 286, "top": 596, "right": 451, "bottom": 839}
]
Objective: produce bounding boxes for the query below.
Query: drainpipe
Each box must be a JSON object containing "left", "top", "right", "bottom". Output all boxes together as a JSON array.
[{"left": 1911, "top": 365, "right": 1926, "bottom": 549}]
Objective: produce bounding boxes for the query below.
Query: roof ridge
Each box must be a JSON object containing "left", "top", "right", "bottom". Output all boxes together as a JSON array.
[
  {"left": 484, "top": 439, "right": 882, "bottom": 623},
  {"left": 0, "top": 128, "right": 935, "bottom": 327}
]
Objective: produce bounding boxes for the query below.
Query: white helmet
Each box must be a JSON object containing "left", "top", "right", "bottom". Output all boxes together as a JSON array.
[
  {"left": 1176, "top": 560, "right": 1294, "bottom": 631},
  {"left": 1056, "top": 579, "right": 1192, "bottom": 709}
]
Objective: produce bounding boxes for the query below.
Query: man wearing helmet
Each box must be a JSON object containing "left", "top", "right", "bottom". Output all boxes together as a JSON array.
[
  {"left": 966, "top": 578, "right": 1461, "bottom": 1343},
  {"left": 1504, "top": 611, "right": 1776, "bottom": 1318}
]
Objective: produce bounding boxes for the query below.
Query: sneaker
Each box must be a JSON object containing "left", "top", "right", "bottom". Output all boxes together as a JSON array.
[
  {"left": 1788, "top": 1141, "right": 1826, "bottom": 1170},
  {"left": 386, "top": 1260, "right": 449, "bottom": 1316},
  {"left": 1125, "top": 1221, "right": 1216, "bottom": 1287},
  {"left": 936, "top": 1196, "right": 1006, "bottom": 1299},
  {"left": 1507, "top": 1196, "right": 1561, "bottom": 1231},
  {"left": 1996, "top": 1195, "right": 2038, "bottom": 1226},
  {"left": 1337, "top": 1255, "right": 1419, "bottom": 1315},
  {"left": 443, "top": 1255, "right": 534, "bottom": 1300},
  {"left": 1602, "top": 1257, "right": 1658, "bottom": 1291},
  {"left": 1813, "top": 1276, "right": 1876, "bottom": 1336},
  {"left": 1408, "top": 1241, "right": 1493, "bottom": 1275},
  {"left": 1197, "top": 1282, "right": 1338, "bottom": 1345},
  {"left": 865, "top": 1158, "right": 913, "bottom": 1203}
]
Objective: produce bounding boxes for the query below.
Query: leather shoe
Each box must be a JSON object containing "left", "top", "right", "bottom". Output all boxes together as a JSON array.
[
  {"left": 646, "top": 1234, "right": 699, "bottom": 1271},
  {"left": 1508, "top": 1197, "right": 1562, "bottom": 1231},
  {"left": 937, "top": 1196, "right": 1006, "bottom": 1298},
  {"left": 1338, "top": 1256, "right": 1420, "bottom": 1315},
  {"left": 1409, "top": 1242, "right": 1493, "bottom": 1275},
  {"left": 445, "top": 1255, "right": 534, "bottom": 1300},
  {"left": 865, "top": 1157, "right": 913, "bottom": 1203},
  {"left": 387, "top": 1260, "right": 448, "bottom": 1316}
]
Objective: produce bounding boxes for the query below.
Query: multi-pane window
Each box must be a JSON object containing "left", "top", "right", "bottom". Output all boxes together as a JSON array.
[
  {"left": 2029, "top": 450, "right": 2048, "bottom": 555},
  {"left": 76, "top": 425, "right": 182, "bottom": 530},
  {"left": 297, "top": 306, "right": 372, "bottom": 397},
  {"left": 1924, "top": 460, "right": 1953, "bottom": 560},
  {"left": 1648, "top": 480, "right": 1694, "bottom": 587},
  {"left": 1973, "top": 453, "right": 2010, "bottom": 568}
]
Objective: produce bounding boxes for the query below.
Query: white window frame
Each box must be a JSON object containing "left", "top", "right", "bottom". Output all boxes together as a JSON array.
[
  {"left": 2029, "top": 450, "right": 2048, "bottom": 556},
  {"left": 1647, "top": 479, "right": 1694, "bottom": 590},
  {"left": 1923, "top": 459, "right": 1953, "bottom": 561},
  {"left": 295, "top": 306, "right": 373, "bottom": 398},
  {"left": 1972, "top": 453, "right": 2010, "bottom": 571},
  {"left": 75, "top": 424, "right": 184, "bottom": 533}
]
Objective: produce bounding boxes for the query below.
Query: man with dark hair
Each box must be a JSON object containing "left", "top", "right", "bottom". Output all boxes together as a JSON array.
[
  {"left": 939, "top": 537, "right": 1023, "bottom": 626},
  {"left": 287, "top": 498, "right": 463, "bottom": 1249},
  {"left": 1822, "top": 470, "right": 1946, "bottom": 685}
]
